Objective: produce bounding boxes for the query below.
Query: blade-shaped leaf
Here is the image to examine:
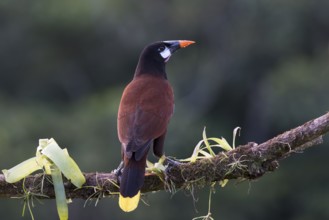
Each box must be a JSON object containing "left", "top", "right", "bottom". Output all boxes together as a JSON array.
[
  {"left": 232, "top": 127, "right": 241, "bottom": 149},
  {"left": 190, "top": 140, "right": 204, "bottom": 162},
  {"left": 198, "top": 149, "right": 213, "bottom": 158},
  {"left": 51, "top": 165, "right": 68, "bottom": 220},
  {"left": 207, "top": 137, "right": 232, "bottom": 151},
  {"left": 41, "top": 139, "right": 85, "bottom": 188},
  {"left": 202, "top": 127, "right": 216, "bottom": 156},
  {"left": 2, "top": 157, "right": 42, "bottom": 183}
]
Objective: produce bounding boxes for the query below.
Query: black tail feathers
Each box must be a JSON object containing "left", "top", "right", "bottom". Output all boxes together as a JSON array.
[{"left": 119, "top": 156, "right": 146, "bottom": 197}]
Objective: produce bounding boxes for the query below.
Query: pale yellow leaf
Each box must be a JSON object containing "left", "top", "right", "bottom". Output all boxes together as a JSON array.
[
  {"left": 2, "top": 157, "right": 42, "bottom": 183},
  {"left": 41, "top": 138, "right": 85, "bottom": 188}
]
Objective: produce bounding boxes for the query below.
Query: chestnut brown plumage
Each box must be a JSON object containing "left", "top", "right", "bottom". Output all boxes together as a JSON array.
[{"left": 117, "top": 40, "right": 195, "bottom": 212}]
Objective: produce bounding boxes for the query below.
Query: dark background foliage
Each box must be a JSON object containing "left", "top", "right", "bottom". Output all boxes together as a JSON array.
[{"left": 0, "top": 0, "right": 329, "bottom": 219}]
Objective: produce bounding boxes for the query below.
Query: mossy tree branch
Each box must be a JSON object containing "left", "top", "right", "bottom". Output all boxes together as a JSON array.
[{"left": 0, "top": 112, "right": 328, "bottom": 200}]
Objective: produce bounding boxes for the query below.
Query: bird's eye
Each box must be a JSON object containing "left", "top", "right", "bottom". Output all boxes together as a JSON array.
[{"left": 158, "top": 46, "right": 165, "bottom": 52}]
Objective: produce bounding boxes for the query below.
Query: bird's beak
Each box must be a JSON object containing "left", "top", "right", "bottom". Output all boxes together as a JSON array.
[{"left": 163, "top": 40, "right": 195, "bottom": 54}]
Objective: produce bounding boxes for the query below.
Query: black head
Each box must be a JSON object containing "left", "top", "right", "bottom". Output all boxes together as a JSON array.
[{"left": 134, "top": 40, "right": 195, "bottom": 78}]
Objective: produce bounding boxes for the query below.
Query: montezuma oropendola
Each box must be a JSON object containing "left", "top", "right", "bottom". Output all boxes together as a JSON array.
[{"left": 117, "top": 40, "right": 195, "bottom": 212}]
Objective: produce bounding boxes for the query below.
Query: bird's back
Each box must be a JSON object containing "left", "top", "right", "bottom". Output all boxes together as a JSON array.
[{"left": 117, "top": 75, "right": 174, "bottom": 156}]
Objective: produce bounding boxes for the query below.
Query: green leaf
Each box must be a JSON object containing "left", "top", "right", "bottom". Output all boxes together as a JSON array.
[
  {"left": 190, "top": 140, "right": 204, "bottom": 162},
  {"left": 198, "top": 149, "right": 213, "bottom": 158},
  {"left": 202, "top": 127, "right": 216, "bottom": 156},
  {"left": 2, "top": 157, "right": 42, "bottom": 183},
  {"left": 41, "top": 139, "right": 85, "bottom": 188},
  {"left": 51, "top": 165, "right": 68, "bottom": 220},
  {"left": 207, "top": 137, "right": 232, "bottom": 151}
]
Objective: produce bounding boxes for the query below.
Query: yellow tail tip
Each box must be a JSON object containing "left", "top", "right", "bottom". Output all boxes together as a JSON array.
[{"left": 119, "top": 191, "right": 141, "bottom": 212}]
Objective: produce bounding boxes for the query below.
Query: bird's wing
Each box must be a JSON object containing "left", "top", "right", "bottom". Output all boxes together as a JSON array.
[{"left": 118, "top": 76, "right": 174, "bottom": 160}]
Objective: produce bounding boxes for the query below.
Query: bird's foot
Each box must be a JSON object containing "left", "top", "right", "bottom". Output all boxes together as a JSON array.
[
  {"left": 164, "top": 156, "right": 183, "bottom": 167},
  {"left": 150, "top": 156, "right": 167, "bottom": 172},
  {"left": 114, "top": 161, "right": 124, "bottom": 183},
  {"left": 146, "top": 156, "right": 184, "bottom": 173}
]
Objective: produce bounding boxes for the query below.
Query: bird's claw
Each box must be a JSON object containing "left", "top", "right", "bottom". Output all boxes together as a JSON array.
[
  {"left": 114, "top": 162, "right": 124, "bottom": 183},
  {"left": 165, "top": 157, "right": 183, "bottom": 167}
]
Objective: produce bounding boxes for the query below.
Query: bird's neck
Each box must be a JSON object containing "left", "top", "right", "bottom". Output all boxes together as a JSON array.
[{"left": 134, "top": 58, "right": 167, "bottom": 79}]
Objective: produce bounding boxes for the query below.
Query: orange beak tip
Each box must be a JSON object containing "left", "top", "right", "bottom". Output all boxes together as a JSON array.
[{"left": 179, "top": 40, "right": 196, "bottom": 48}]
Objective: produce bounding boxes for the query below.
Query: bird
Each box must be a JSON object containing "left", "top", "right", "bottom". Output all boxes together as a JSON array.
[{"left": 116, "top": 40, "right": 195, "bottom": 212}]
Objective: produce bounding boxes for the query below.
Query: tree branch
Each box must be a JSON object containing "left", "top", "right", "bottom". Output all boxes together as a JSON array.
[{"left": 0, "top": 112, "right": 328, "bottom": 200}]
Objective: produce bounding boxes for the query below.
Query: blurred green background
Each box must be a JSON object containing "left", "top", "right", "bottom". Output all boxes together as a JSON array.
[{"left": 1, "top": 0, "right": 329, "bottom": 219}]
